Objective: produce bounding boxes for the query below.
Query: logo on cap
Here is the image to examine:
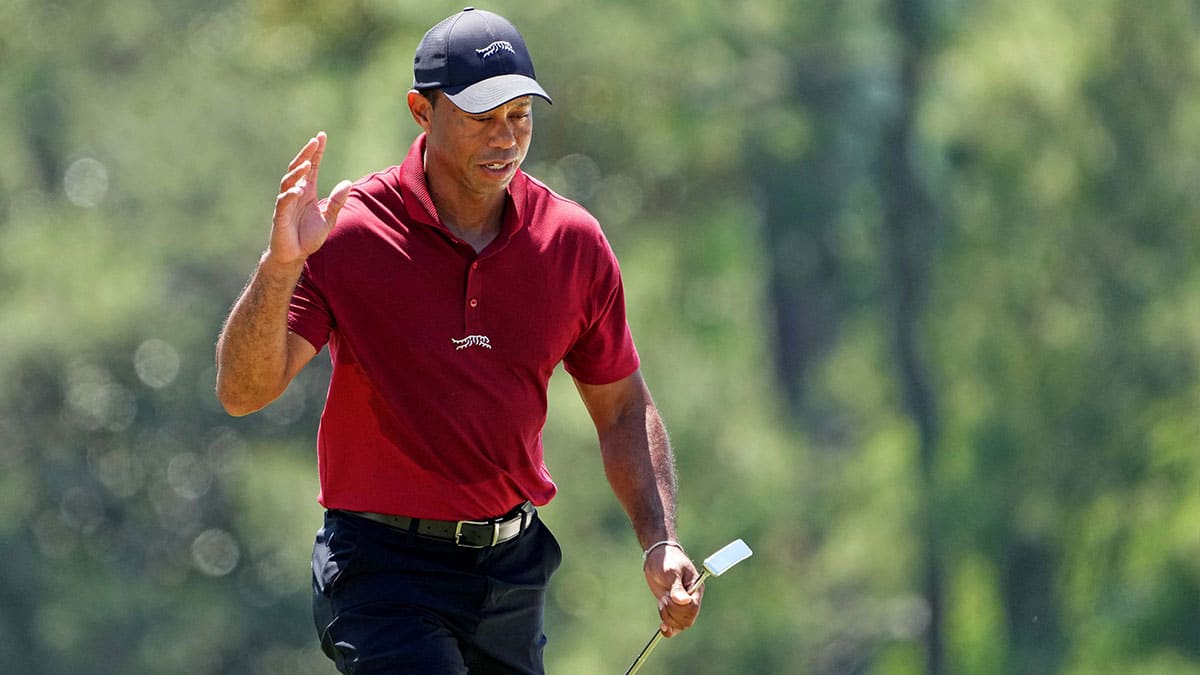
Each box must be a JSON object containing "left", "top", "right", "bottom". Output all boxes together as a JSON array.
[{"left": 475, "top": 41, "right": 515, "bottom": 59}]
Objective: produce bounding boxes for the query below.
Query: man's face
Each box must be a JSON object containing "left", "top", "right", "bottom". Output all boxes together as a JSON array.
[{"left": 416, "top": 91, "right": 534, "bottom": 199}]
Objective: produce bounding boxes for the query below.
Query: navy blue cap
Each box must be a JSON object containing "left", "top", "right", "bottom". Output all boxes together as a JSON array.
[{"left": 413, "top": 7, "right": 552, "bottom": 114}]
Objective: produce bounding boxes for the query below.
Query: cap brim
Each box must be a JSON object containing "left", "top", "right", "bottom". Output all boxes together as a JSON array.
[{"left": 443, "top": 74, "right": 552, "bottom": 114}]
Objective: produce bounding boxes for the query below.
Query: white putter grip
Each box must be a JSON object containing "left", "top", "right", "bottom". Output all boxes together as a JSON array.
[{"left": 624, "top": 540, "right": 753, "bottom": 675}]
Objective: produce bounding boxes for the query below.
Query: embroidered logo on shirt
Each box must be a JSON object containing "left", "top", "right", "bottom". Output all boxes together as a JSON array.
[
  {"left": 452, "top": 335, "right": 493, "bottom": 351},
  {"left": 475, "top": 41, "right": 515, "bottom": 59}
]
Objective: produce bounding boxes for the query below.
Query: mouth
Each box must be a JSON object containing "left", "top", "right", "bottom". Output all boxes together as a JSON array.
[{"left": 480, "top": 158, "right": 518, "bottom": 175}]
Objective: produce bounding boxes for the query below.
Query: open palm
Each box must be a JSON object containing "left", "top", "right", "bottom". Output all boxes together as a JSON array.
[{"left": 270, "top": 132, "right": 352, "bottom": 265}]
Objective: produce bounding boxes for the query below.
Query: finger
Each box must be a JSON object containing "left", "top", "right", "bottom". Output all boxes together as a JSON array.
[
  {"left": 287, "top": 136, "right": 319, "bottom": 172},
  {"left": 321, "top": 179, "right": 353, "bottom": 225},
  {"left": 275, "top": 184, "right": 304, "bottom": 208},
  {"left": 657, "top": 596, "right": 676, "bottom": 638},
  {"left": 659, "top": 601, "right": 699, "bottom": 636},
  {"left": 658, "top": 578, "right": 701, "bottom": 634},
  {"left": 276, "top": 184, "right": 303, "bottom": 204},
  {"left": 273, "top": 186, "right": 303, "bottom": 229},
  {"left": 280, "top": 160, "right": 313, "bottom": 192},
  {"left": 659, "top": 604, "right": 694, "bottom": 638},
  {"left": 308, "top": 131, "right": 328, "bottom": 185}
]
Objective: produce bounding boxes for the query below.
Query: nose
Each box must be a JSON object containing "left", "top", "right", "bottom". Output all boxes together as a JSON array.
[{"left": 488, "top": 116, "right": 517, "bottom": 149}]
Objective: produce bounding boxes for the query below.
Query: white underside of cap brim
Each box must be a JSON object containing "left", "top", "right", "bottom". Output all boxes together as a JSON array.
[{"left": 443, "top": 74, "right": 552, "bottom": 114}]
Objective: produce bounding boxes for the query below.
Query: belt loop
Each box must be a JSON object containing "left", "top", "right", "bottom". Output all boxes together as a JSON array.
[{"left": 405, "top": 516, "right": 419, "bottom": 544}]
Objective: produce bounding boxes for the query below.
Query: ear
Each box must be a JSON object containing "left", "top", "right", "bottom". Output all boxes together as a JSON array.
[{"left": 407, "top": 90, "right": 434, "bottom": 132}]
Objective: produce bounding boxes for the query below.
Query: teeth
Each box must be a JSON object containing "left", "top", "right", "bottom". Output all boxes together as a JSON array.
[{"left": 486, "top": 163, "right": 506, "bottom": 170}]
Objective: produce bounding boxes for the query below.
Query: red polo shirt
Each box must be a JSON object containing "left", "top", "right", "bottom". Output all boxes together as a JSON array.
[{"left": 288, "top": 134, "right": 640, "bottom": 520}]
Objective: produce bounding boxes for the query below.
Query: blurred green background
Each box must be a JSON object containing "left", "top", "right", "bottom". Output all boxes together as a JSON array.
[{"left": 2, "top": 0, "right": 1198, "bottom": 673}]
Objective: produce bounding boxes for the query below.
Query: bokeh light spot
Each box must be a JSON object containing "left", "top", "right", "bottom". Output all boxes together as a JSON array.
[
  {"left": 192, "top": 528, "right": 240, "bottom": 577},
  {"left": 134, "top": 338, "right": 181, "bottom": 389},
  {"left": 167, "top": 452, "right": 213, "bottom": 500},
  {"left": 555, "top": 153, "right": 601, "bottom": 202},
  {"left": 65, "top": 362, "right": 137, "bottom": 432},
  {"left": 63, "top": 157, "right": 109, "bottom": 208}
]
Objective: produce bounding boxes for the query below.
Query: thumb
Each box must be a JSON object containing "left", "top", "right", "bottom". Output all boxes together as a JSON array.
[
  {"left": 323, "top": 180, "right": 353, "bottom": 225},
  {"left": 669, "top": 575, "right": 691, "bottom": 604}
]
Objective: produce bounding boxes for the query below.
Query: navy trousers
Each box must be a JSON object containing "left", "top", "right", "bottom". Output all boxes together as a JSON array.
[{"left": 312, "top": 509, "right": 562, "bottom": 674}]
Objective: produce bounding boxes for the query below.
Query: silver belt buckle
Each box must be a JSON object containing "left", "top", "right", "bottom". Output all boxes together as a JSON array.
[{"left": 454, "top": 519, "right": 500, "bottom": 548}]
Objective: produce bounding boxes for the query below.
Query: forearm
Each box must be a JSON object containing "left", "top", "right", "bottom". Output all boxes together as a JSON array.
[
  {"left": 599, "top": 396, "right": 679, "bottom": 549},
  {"left": 580, "top": 372, "right": 701, "bottom": 633},
  {"left": 215, "top": 254, "right": 305, "bottom": 415}
]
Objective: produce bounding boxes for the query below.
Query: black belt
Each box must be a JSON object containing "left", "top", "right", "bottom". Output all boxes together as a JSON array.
[{"left": 345, "top": 501, "right": 535, "bottom": 548}]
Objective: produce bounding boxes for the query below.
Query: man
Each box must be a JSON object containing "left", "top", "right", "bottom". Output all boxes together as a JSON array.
[{"left": 216, "top": 7, "right": 701, "bottom": 673}]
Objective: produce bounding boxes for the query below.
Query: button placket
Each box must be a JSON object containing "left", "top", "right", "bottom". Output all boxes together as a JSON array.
[{"left": 464, "top": 258, "right": 483, "bottom": 331}]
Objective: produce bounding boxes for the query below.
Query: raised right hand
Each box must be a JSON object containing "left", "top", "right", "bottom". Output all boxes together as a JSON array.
[{"left": 268, "top": 131, "right": 352, "bottom": 266}]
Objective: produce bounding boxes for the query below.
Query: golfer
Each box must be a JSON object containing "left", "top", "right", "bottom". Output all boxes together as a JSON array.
[{"left": 215, "top": 8, "right": 701, "bottom": 673}]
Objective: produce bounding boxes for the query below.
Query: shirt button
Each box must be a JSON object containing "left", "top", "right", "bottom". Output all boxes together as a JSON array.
[
  {"left": 471, "top": 262, "right": 479, "bottom": 270},
  {"left": 469, "top": 298, "right": 479, "bottom": 308}
]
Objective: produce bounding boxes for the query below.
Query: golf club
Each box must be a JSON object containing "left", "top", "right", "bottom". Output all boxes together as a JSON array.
[{"left": 624, "top": 538, "right": 753, "bottom": 675}]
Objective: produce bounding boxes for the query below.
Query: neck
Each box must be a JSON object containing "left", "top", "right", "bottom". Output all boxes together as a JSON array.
[
  {"left": 426, "top": 172, "right": 506, "bottom": 253},
  {"left": 429, "top": 183, "right": 504, "bottom": 252}
]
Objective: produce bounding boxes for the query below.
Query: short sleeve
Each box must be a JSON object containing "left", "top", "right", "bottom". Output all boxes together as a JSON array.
[
  {"left": 562, "top": 246, "right": 640, "bottom": 385},
  {"left": 287, "top": 263, "right": 333, "bottom": 351}
]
